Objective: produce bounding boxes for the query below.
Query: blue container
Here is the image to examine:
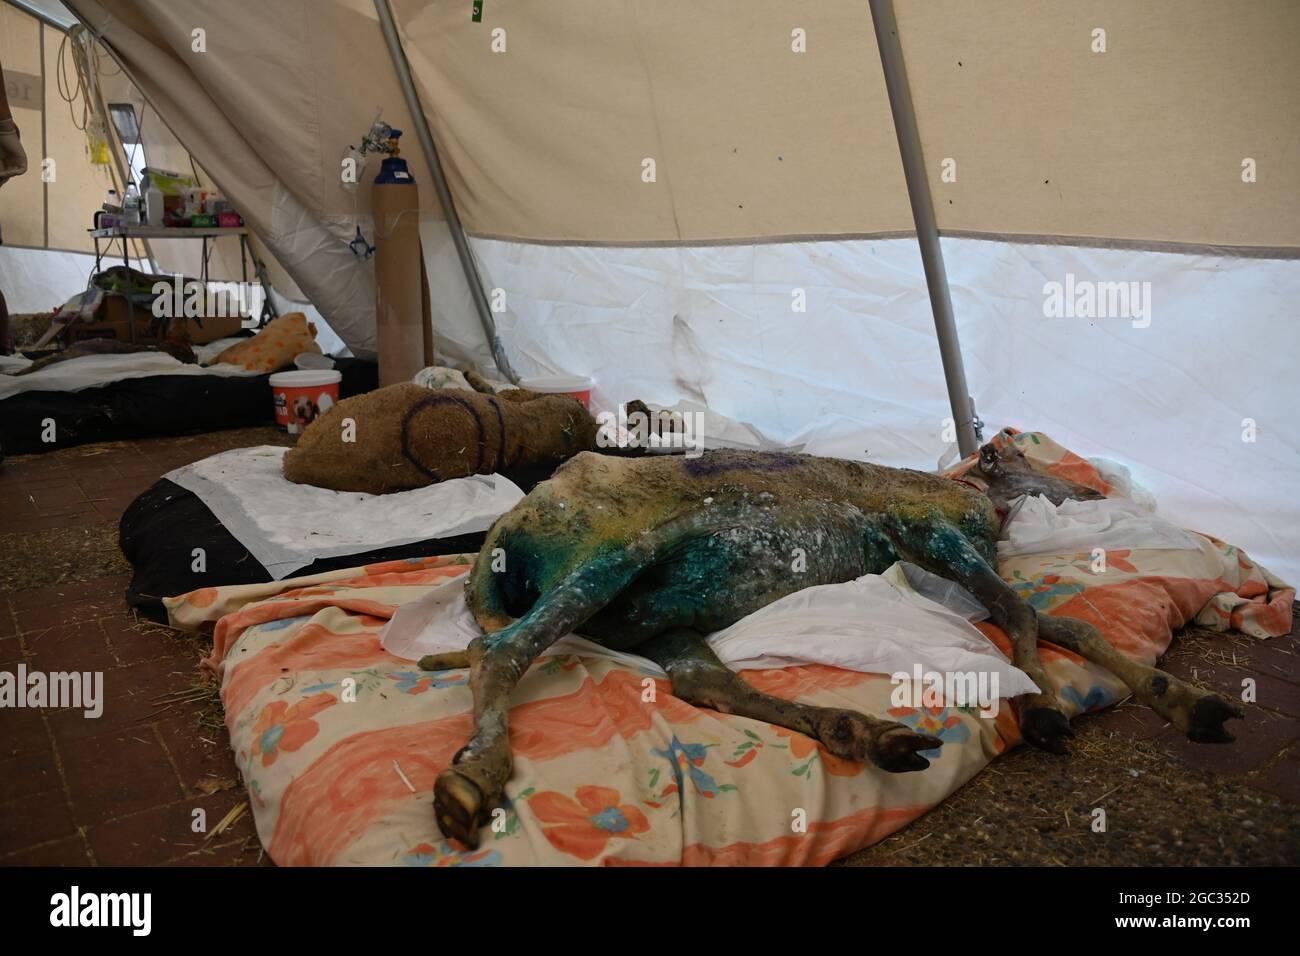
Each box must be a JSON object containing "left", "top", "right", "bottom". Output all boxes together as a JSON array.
[{"left": 374, "top": 130, "right": 415, "bottom": 184}]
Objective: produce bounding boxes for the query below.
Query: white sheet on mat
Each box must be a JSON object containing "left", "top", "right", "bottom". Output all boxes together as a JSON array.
[
  {"left": 999, "top": 494, "right": 1199, "bottom": 559},
  {"left": 0, "top": 351, "right": 257, "bottom": 400},
  {"left": 380, "top": 561, "right": 1038, "bottom": 699},
  {"left": 165, "top": 446, "right": 524, "bottom": 579}
]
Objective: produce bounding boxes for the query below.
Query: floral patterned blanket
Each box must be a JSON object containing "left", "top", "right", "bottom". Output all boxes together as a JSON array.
[{"left": 166, "top": 432, "right": 1293, "bottom": 866}]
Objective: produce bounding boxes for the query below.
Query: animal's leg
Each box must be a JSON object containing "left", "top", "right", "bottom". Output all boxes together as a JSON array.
[
  {"left": 893, "top": 515, "right": 1072, "bottom": 753},
  {"left": 1036, "top": 614, "right": 1244, "bottom": 742},
  {"left": 640, "top": 628, "right": 943, "bottom": 772},
  {"left": 431, "top": 554, "right": 645, "bottom": 847},
  {"left": 431, "top": 634, "right": 526, "bottom": 848}
]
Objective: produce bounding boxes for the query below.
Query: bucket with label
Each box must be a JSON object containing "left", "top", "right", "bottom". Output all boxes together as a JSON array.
[{"left": 269, "top": 369, "right": 342, "bottom": 434}]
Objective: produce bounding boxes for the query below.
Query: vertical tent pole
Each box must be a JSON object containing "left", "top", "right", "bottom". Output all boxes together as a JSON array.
[
  {"left": 373, "top": 0, "right": 518, "bottom": 383},
  {"left": 869, "top": 0, "right": 980, "bottom": 458}
]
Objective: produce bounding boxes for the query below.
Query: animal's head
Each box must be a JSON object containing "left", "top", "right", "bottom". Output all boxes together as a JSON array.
[
  {"left": 156, "top": 340, "right": 197, "bottom": 365},
  {"left": 975, "top": 441, "right": 1105, "bottom": 514}
]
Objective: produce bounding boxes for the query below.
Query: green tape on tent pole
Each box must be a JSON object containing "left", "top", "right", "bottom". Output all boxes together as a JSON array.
[{"left": 472, "top": 1, "right": 483, "bottom": 22}]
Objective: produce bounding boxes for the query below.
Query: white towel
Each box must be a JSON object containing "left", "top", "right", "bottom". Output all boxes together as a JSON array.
[
  {"left": 999, "top": 495, "right": 1199, "bottom": 558},
  {"left": 379, "top": 561, "right": 1038, "bottom": 700}
]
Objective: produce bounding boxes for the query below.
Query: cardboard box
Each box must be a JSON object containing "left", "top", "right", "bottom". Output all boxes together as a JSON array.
[{"left": 185, "top": 314, "right": 244, "bottom": 344}]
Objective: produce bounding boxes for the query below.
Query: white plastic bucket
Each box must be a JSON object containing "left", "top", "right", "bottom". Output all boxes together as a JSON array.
[
  {"left": 269, "top": 369, "right": 342, "bottom": 434},
  {"left": 519, "top": 374, "right": 595, "bottom": 408}
]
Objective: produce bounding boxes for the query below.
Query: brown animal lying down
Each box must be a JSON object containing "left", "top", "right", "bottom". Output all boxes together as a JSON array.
[
  {"left": 282, "top": 375, "right": 600, "bottom": 494},
  {"left": 13, "top": 338, "right": 197, "bottom": 375},
  {"left": 423, "top": 444, "right": 1245, "bottom": 847}
]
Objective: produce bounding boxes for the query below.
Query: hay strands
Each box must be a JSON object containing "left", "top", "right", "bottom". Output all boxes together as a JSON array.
[{"left": 204, "top": 800, "right": 249, "bottom": 842}]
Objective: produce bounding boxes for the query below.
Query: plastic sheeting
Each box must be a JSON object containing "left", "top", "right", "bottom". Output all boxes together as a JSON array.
[{"left": 468, "top": 235, "right": 1300, "bottom": 585}]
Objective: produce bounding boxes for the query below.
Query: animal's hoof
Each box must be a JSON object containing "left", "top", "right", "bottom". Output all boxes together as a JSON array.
[
  {"left": 1186, "top": 694, "right": 1244, "bottom": 744},
  {"left": 434, "top": 767, "right": 487, "bottom": 848},
  {"left": 418, "top": 651, "right": 470, "bottom": 671},
  {"left": 870, "top": 724, "right": 944, "bottom": 773},
  {"left": 813, "top": 711, "right": 940, "bottom": 772},
  {"left": 1020, "top": 706, "right": 1074, "bottom": 755}
]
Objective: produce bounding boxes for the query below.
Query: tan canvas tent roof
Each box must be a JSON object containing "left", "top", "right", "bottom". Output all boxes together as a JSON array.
[{"left": 392, "top": 0, "right": 1299, "bottom": 251}]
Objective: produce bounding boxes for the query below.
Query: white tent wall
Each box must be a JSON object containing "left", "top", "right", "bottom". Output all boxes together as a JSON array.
[
  {"left": 390, "top": 0, "right": 915, "bottom": 244},
  {"left": 419, "top": 216, "right": 495, "bottom": 372},
  {"left": 400, "top": 0, "right": 1299, "bottom": 582},
  {"left": 953, "top": 239, "right": 1300, "bottom": 587},
  {"left": 0, "top": 243, "right": 144, "bottom": 310},
  {"left": 468, "top": 236, "right": 1300, "bottom": 585}
]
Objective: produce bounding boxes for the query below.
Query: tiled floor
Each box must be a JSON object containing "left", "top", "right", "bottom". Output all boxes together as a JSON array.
[
  {"left": 0, "top": 427, "right": 1295, "bottom": 866},
  {"left": 1083, "top": 625, "right": 1299, "bottom": 785},
  {"left": 1, "top": 428, "right": 290, "bottom": 866}
]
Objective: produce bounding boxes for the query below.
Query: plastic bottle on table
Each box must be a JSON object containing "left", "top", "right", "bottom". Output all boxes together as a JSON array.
[
  {"left": 144, "top": 180, "right": 165, "bottom": 226},
  {"left": 123, "top": 186, "right": 141, "bottom": 226}
]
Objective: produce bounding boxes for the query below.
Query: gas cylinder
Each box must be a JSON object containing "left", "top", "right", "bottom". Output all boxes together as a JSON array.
[{"left": 371, "top": 130, "right": 428, "bottom": 384}]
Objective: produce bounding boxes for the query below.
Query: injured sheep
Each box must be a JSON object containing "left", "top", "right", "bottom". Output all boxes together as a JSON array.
[{"left": 282, "top": 381, "right": 600, "bottom": 494}]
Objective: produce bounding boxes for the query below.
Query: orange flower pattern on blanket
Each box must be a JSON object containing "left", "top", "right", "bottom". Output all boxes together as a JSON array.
[
  {"left": 401, "top": 841, "right": 501, "bottom": 868},
  {"left": 207, "top": 595, "right": 399, "bottom": 669},
  {"left": 251, "top": 693, "right": 336, "bottom": 767},
  {"left": 885, "top": 705, "right": 971, "bottom": 753},
  {"left": 742, "top": 663, "right": 879, "bottom": 699},
  {"left": 772, "top": 725, "right": 863, "bottom": 777},
  {"left": 530, "top": 785, "right": 650, "bottom": 860},
  {"left": 223, "top": 624, "right": 390, "bottom": 717},
  {"left": 1100, "top": 550, "right": 1139, "bottom": 574}
]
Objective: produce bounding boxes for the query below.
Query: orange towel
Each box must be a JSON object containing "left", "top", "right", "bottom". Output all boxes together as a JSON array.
[{"left": 215, "top": 312, "right": 321, "bottom": 373}]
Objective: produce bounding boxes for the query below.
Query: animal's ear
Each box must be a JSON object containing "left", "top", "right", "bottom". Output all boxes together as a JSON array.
[
  {"left": 1000, "top": 442, "right": 1031, "bottom": 468},
  {"left": 977, "top": 442, "right": 1002, "bottom": 476}
]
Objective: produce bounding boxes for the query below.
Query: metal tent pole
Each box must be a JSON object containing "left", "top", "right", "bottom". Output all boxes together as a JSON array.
[
  {"left": 869, "top": 0, "right": 980, "bottom": 458},
  {"left": 373, "top": 0, "right": 518, "bottom": 383}
]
